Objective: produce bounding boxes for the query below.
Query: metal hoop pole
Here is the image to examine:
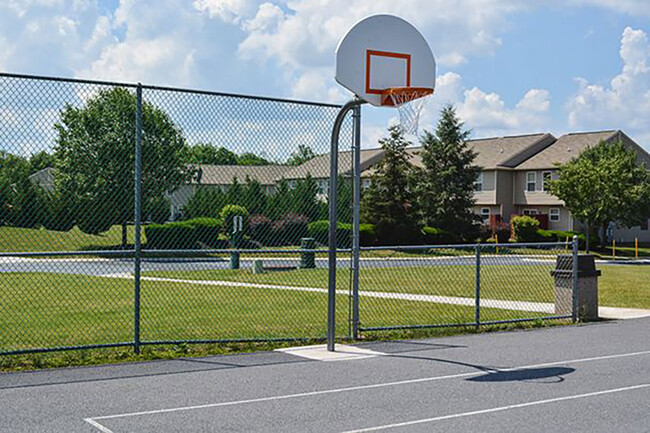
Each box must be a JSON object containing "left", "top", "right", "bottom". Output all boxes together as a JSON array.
[{"left": 328, "top": 98, "right": 365, "bottom": 352}]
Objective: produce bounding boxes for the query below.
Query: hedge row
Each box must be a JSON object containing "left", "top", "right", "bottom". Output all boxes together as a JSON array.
[
  {"left": 145, "top": 217, "right": 226, "bottom": 250},
  {"left": 537, "top": 229, "right": 586, "bottom": 248},
  {"left": 307, "top": 220, "right": 378, "bottom": 247}
]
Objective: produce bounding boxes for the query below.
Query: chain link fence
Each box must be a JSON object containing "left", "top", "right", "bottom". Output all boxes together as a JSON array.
[
  {"left": 0, "top": 73, "right": 578, "bottom": 356},
  {"left": 355, "top": 242, "right": 575, "bottom": 334},
  {"left": 0, "top": 73, "right": 353, "bottom": 355}
]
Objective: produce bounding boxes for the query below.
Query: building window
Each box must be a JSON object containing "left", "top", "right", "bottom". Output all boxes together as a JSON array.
[
  {"left": 363, "top": 179, "right": 371, "bottom": 189},
  {"left": 480, "top": 207, "right": 490, "bottom": 223},
  {"left": 526, "top": 172, "right": 536, "bottom": 192},
  {"left": 523, "top": 209, "right": 538, "bottom": 216},
  {"left": 542, "top": 171, "right": 552, "bottom": 192},
  {"left": 550, "top": 208, "right": 560, "bottom": 222},
  {"left": 474, "top": 172, "right": 483, "bottom": 192}
]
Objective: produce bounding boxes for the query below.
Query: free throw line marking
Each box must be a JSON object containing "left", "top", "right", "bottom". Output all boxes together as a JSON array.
[
  {"left": 342, "top": 383, "right": 650, "bottom": 432},
  {"left": 84, "top": 349, "right": 650, "bottom": 428}
]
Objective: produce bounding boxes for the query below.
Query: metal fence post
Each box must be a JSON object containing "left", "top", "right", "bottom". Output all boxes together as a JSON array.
[
  {"left": 572, "top": 234, "right": 579, "bottom": 323},
  {"left": 133, "top": 84, "right": 143, "bottom": 354},
  {"left": 328, "top": 99, "right": 363, "bottom": 352},
  {"left": 475, "top": 243, "right": 481, "bottom": 328},
  {"left": 351, "top": 104, "right": 361, "bottom": 340}
]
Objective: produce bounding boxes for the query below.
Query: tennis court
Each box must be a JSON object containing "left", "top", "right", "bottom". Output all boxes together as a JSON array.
[{"left": 1, "top": 316, "right": 649, "bottom": 432}]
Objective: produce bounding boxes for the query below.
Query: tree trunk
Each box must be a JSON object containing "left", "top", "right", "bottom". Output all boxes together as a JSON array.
[
  {"left": 585, "top": 220, "right": 590, "bottom": 254},
  {"left": 122, "top": 221, "right": 128, "bottom": 249},
  {"left": 601, "top": 221, "right": 608, "bottom": 249}
]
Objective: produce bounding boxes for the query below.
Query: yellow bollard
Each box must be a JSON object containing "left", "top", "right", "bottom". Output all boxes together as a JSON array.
[
  {"left": 636, "top": 237, "right": 639, "bottom": 260},
  {"left": 613, "top": 239, "right": 616, "bottom": 260},
  {"left": 495, "top": 237, "right": 499, "bottom": 255}
]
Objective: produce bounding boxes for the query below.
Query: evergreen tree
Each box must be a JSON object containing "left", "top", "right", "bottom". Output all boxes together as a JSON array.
[
  {"left": 413, "top": 104, "right": 480, "bottom": 239},
  {"left": 291, "top": 173, "right": 319, "bottom": 221},
  {"left": 336, "top": 176, "right": 353, "bottom": 224},
  {"left": 267, "top": 179, "right": 292, "bottom": 220},
  {"left": 242, "top": 176, "right": 267, "bottom": 215},
  {"left": 225, "top": 177, "right": 243, "bottom": 205},
  {"left": 360, "top": 126, "right": 418, "bottom": 245},
  {"left": 183, "top": 187, "right": 226, "bottom": 219}
]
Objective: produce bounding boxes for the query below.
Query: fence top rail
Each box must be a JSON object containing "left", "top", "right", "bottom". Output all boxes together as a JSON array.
[
  {"left": 0, "top": 248, "right": 352, "bottom": 258},
  {"left": 0, "top": 72, "right": 342, "bottom": 108},
  {"left": 0, "top": 243, "right": 572, "bottom": 258},
  {"left": 360, "top": 241, "right": 570, "bottom": 251},
  {"left": 0, "top": 250, "right": 135, "bottom": 258}
]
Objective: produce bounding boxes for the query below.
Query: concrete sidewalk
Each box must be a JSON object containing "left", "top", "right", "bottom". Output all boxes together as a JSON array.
[{"left": 112, "top": 274, "right": 650, "bottom": 320}]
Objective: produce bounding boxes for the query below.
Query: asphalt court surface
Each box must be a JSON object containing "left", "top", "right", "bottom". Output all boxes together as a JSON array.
[{"left": 1, "top": 318, "right": 649, "bottom": 432}]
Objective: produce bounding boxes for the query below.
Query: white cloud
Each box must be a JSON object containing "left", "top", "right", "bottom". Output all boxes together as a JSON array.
[
  {"left": 78, "top": 37, "right": 197, "bottom": 85},
  {"left": 565, "top": 0, "right": 650, "bottom": 16},
  {"left": 566, "top": 27, "right": 650, "bottom": 142},
  {"left": 456, "top": 87, "right": 550, "bottom": 135},
  {"left": 409, "top": 72, "right": 551, "bottom": 137},
  {"left": 237, "top": 0, "right": 528, "bottom": 98},
  {"left": 193, "top": 0, "right": 261, "bottom": 24}
]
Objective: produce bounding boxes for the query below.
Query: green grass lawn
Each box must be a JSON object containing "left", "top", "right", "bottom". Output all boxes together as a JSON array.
[
  {"left": 1, "top": 261, "right": 647, "bottom": 355},
  {"left": 0, "top": 271, "right": 545, "bottom": 353},
  {"left": 144, "top": 263, "right": 558, "bottom": 304},
  {"left": 0, "top": 225, "right": 138, "bottom": 253},
  {"left": 598, "top": 265, "right": 650, "bottom": 309},
  {"left": 591, "top": 246, "right": 650, "bottom": 260},
  {"left": 144, "top": 263, "right": 650, "bottom": 309}
]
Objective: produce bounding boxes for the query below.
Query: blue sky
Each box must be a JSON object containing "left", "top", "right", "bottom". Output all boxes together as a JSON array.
[{"left": 0, "top": 0, "right": 649, "bottom": 150}]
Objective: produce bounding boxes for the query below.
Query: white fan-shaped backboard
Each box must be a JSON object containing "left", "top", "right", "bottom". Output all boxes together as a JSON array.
[{"left": 335, "top": 15, "right": 436, "bottom": 107}]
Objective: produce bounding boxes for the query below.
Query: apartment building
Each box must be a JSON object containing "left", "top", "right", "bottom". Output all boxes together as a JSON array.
[{"left": 32, "top": 129, "right": 648, "bottom": 241}]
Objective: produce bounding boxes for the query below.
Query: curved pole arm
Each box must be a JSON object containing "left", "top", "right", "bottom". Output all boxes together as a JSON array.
[{"left": 327, "top": 98, "right": 366, "bottom": 352}]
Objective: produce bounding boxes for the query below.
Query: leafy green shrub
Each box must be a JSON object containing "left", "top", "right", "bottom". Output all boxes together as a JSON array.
[
  {"left": 536, "top": 229, "right": 555, "bottom": 242},
  {"left": 307, "top": 220, "right": 330, "bottom": 244},
  {"left": 249, "top": 214, "right": 273, "bottom": 245},
  {"left": 219, "top": 205, "right": 248, "bottom": 238},
  {"left": 359, "top": 224, "right": 377, "bottom": 246},
  {"left": 147, "top": 196, "right": 170, "bottom": 224},
  {"left": 185, "top": 217, "right": 222, "bottom": 247},
  {"left": 375, "top": 221, "right": 422, "bottom": 246},
  {"left": 40, "top": 191, "right": 75, "bottom": 232},
  {"left": 544, "top": 230, "right": 586, "bottom": 248},
  {"left": 145, "top": 221, "right": 196, "bottom": 249},
  {"left": 145, "top": 217, "right": 226, "bottom": 249},
  {"left": 421, "top": 226, "right": 455, "bottom": 245},
  {"left": 308, "top": 220, "right": 370, "bottom": 248},
  {"left": 273, "top": 213, "right": 309, "bottom": 245},
  {"left": 511, "top": 215, "right": 540, "bottom": 242}
]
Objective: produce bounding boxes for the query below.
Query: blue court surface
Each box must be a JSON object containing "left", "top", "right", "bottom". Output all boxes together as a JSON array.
[{"left": 1, "top": 317, "right": 649, "bottom": 432}]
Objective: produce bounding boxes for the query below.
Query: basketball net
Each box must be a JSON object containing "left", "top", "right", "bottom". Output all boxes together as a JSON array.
[{"left": 381, "top": 87, "right": 433, "bottom": 135}]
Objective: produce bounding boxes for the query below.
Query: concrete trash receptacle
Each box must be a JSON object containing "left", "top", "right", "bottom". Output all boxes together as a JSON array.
[
  {"left": 253, "top": 260, "right": 264, "bottom": 274},
  {"left": 550, "top": 255, "right": 601, "bottom": 321},
  {"left": 300, "top": 237, "right": 316, "bottom": 269}
]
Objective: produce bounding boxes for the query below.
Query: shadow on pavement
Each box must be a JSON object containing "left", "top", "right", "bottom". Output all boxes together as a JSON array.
[{"left": 467, "top": 366, "right": 575, "bottom": 383}]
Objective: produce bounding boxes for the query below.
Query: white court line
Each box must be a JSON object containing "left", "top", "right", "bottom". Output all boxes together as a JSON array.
[
  {"left": 109, "top": 275, "right": 556, "bottom": 314},
  {"left": 83, "top": 349, "right": 650, "bottom": 431},
  {"left": 342, "top": 383, "right": 650, "bottom": 432},
  {"left": 83, "top": 418, "right": 116, "bottom": 433}
]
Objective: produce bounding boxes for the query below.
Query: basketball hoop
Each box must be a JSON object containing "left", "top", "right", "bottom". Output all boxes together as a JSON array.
[{"left": 380, "top": 87, "right": 433, "bottom": 135}]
